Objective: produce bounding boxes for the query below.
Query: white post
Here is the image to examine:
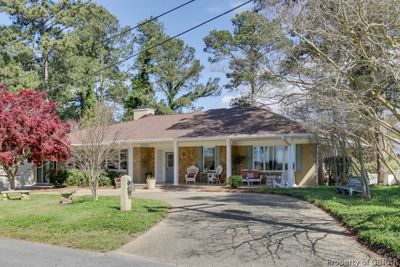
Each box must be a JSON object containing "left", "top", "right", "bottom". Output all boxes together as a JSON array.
[
  {"left": 128, "top": 146, "right": 133, "bottom": 179},
  {"left": 287, "top": 144, "right": 295, "bottom": 187},
  {"left": 173, "top": 140, "right": 179, "bottom": 185},
  {"left": 154, "top": 148, "right": 160, "bottom": 182},
  {"left": 226, "top": 139, "right": 232, "bottom": 179},
  {"left": 120, "top": 175, "right": 131, "bottom": 211}
]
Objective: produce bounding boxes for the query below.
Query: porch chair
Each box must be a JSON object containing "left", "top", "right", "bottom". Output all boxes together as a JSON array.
[
  {"left": 272, "top": 170, "right": 287, "bottom": 188},
  {"left": 207, "top": 165, "right": 223, "bottom": 184},
  {"left": 185, "top": 165, "right": 199, "bottom": 184}
]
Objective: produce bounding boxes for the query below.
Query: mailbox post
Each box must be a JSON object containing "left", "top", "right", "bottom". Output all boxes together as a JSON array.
[{"left": 120, "top": 175, "right": 132, "bottom": 211}]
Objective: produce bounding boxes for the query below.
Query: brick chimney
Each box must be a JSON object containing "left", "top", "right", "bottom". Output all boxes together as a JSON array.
[{"left": 133, "top": 108, "right": 155, "bottom": 120}]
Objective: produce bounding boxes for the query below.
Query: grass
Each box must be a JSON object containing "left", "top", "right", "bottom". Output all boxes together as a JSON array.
[
  {"left": 259, "top": 186, "right": 400, "bottom": 258},
  {"left": 0, "top": 194, "right": 169, "bottom": 251}
]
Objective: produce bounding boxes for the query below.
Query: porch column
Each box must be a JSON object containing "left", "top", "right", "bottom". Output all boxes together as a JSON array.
[
  {"left": 226, "top": 138, "right": 232, "bottom": 179},
  {"left": 173, "top": 140, "right": 179, "bottom": 185},
  {"left": 287, "top": 143, "right": 295, "bottom": 187},
  {"left": 128, "top": 146, "right": 134, "bottom": 178}
]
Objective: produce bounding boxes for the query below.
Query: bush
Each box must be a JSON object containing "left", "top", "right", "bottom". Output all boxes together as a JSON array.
[
  {"left": 227, "top": 175, "right": 242, "bottom": 188},
  {"left": 98, "top": 175, "right": 112, "bottom": 186},
  {"left": 63, "top": 169, "right": 88, "bottom": 187},
  {"left": 62, "top": 169, "right": 120, "bottom": 187},
  {"left": 48, "top": 169, "right": 69, "bottom": 186},
  {"left": 323, "top": 156, "right": 351, "bottom": 185},
  {"left": 99, "top": 170, "right": 119, "bottom": 186}
]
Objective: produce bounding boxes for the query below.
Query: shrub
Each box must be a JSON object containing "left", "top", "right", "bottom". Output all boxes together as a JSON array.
[
  {"left": 227, "top": 175, "right": 242, "bottom": 188},
  {"left": 48, "top": 169, "right": 69, "bottom": 186},
  {"left": 63, "top": 169, "right": 88, "bottom": 187},
  {"left": 102, "top": 170, "right": 120, "bottom": 186},
  {"left": 323, "top": 156, "right": 351, "bottom": 185},
  {"left": 98, "top": 175, "right": 112, "bottom": 186}
]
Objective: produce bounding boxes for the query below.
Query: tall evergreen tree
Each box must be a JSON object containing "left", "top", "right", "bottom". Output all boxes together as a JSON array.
[
  {"left": 204, "top": 11, "right": 288, "bottom": 107},
  {"left": 122, "top": 20, "right": 163, "bottom": 120},
  {"left": 0, "top": 0, "right": 132, "bottom": 120},
  {"left": 124, "top": 20, "right": 220, "bottom": 117}
]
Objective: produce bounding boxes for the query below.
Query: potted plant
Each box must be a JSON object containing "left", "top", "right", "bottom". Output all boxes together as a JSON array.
[
  {"left": 227, "top": 175, "right": 243, "bottom": 188},
  {"left": 145, "top": 171, "right": 156, "bottom": 189},
  {"left": 233, "top": 154, "right": 246, "bottom": 174}
]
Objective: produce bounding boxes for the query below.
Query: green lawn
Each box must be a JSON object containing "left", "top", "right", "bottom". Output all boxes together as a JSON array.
[
  {"left": 0, "top": 194, "right": 169, "bottom": 251},
  {"left": 260, "top": 186, "right": 400, "bottom": 258}
]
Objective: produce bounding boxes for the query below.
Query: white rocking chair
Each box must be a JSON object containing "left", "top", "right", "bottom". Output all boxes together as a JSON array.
[
  {"left": 208, "top": 165, "right": 223, "bottom": 184},
  {"left": 185, "top": 165, "right": 199, "bottom": 184}
]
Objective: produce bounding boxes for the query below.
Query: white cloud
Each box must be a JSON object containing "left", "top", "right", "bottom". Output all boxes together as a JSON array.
[{"left": 219, "top": 95, "right": 234, "bottom": 108}]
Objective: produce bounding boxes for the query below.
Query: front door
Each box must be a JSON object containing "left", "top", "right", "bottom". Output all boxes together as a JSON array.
[{"left": 165, "top": 152, "right": 174, "bottom": 184}]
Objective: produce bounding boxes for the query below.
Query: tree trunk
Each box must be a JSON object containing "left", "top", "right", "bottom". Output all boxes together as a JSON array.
[
  {"left": 376, "top": 133, "right": 388, "bottom": 185},
  {"left": 8, "top": 176, "right": 16, "bottom": 190},
  {"left": 360, "top": 163, "right": 371, "bottom": 199},
  {"left": 90, "top": 179, "right": 99, "bottom": 201},
  {"left": 356, "top": 141, "right": 371, "bottom": 199},
  {"left": 43, "top": 53, "right": 49, "bottom": 86},
  {"left": 4, "top": 166, "right": 17, "bottom": 190}
]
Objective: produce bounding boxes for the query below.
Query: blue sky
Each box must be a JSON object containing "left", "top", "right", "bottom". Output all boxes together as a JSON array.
[{"left": 0, "top": 0, "right": 254, "bottom": 110}]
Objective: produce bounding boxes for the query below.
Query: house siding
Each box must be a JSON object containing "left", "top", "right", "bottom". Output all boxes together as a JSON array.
[
  {"left": 0, "top": 161, "right": 34, "bottom": 189},
  {"left": 132, "top": 147, "right": 155, "bottom": 183},
  {"left": 232, "top": 146, "right": 249, "bottom": 175},
  {"left": 219, "top": 146, "right": 227, "bottom": 182},
  {"left": 179, "top": 147, "right": 197, "bottom": 184},
  {"left": 295, "top": 144, "right": 317, "bottom": 186}
]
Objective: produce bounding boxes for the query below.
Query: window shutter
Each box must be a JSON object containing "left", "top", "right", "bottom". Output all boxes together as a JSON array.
[
  {"left": 246, "top": 146, "right": 253, "bottom": 169},
  {"left": 215, "top": 146, "right": 221, "bottom": 167},
  {"left": 196, "top": 147, "right": 203, "bottom": 170},
  {"left": 296, "top": 144, "right": 302, "bottom": 172}
]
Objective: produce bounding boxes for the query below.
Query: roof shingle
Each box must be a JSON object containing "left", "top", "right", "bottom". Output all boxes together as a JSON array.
[{"left": 70, "top": 107, "right": 307, "bottom": 144}]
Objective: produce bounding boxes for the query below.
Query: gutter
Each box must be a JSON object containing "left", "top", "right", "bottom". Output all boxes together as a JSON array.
[{"left": 71, "top": 133, "right": 316, "bottom": 147}]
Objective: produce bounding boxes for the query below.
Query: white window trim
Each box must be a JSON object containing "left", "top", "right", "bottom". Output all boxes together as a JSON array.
[
  {"left": 252, "top": 145, "right": 296, "bottom": 171},
  {"left": 106, "top": 149, "right": 128, "bottom": 172},
  {"left": 202, "top": 146, "right": 216, "bottom": 171}
]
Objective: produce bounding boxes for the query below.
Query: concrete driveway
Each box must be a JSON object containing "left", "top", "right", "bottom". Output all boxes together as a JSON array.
[
  {"left": 116, "top": 190, "right": 386, "bottom": 267},
  {"left": 0, "top": 238, "right": 168, "bottom": 267}
]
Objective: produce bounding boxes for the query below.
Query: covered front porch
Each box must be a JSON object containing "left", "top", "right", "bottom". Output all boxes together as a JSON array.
[{"left": 119, "top": 135, "right": 318, "bottom": 187}]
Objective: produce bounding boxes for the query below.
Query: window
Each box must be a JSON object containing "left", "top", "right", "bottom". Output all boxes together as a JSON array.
[
  {"left": 203, "top": 147, "right": 215, "bottom": 170},
  {"left": 106, "top": 149, "right": 128, "bottom": 171},
  {"left": 253, "top": 146, "right": 264, "bottom": 170},
  {"left": 167, "top": 153, "right": 174, "bottom": 168},
  {"left": 36, "top": 161, "right": 56, "bottom": 184},
  {"left": 253, "top": 146, "right": 295, "bottom": 171}
]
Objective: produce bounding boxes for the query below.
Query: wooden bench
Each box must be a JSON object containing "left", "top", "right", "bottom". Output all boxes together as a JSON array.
[
  {"left": 336, "top": 176, "right": 363, "bottom": 196},
  {"left": 60, "top": 189, "right": 76, "bottom": 204},
  {"left": 1, "top": 190, "right": 31, "bottom": 201}
]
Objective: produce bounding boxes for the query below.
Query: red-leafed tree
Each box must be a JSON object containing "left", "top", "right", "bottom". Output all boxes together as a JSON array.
[{"left": 0, "top": 85, "right": 71, "bottom": 189}]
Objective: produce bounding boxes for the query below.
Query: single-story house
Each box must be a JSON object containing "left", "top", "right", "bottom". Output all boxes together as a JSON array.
[
  {"left": 70, "top": 107, "right": 320, "bottom": 187},
  {"left": 1, "top": 107, "right": 321, "bottom": 188}
]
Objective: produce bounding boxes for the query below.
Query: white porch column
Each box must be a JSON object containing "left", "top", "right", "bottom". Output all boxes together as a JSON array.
[
  {"left": 226, "top": 139, "right": 232, "bottom": 179},
  {"left": 287, "top": 143, "right": 295, "bottom": 187},
  {"left": 173, "top": 140, "right": 179, "bottom": 185},
  {"left": 128, "top": 146, "right": 134, "bottom": 179}
]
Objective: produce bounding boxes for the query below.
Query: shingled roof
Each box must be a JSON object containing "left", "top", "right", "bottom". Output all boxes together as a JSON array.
[{"left": 70, "top": 107, "right": 308, "bottom": 144}]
